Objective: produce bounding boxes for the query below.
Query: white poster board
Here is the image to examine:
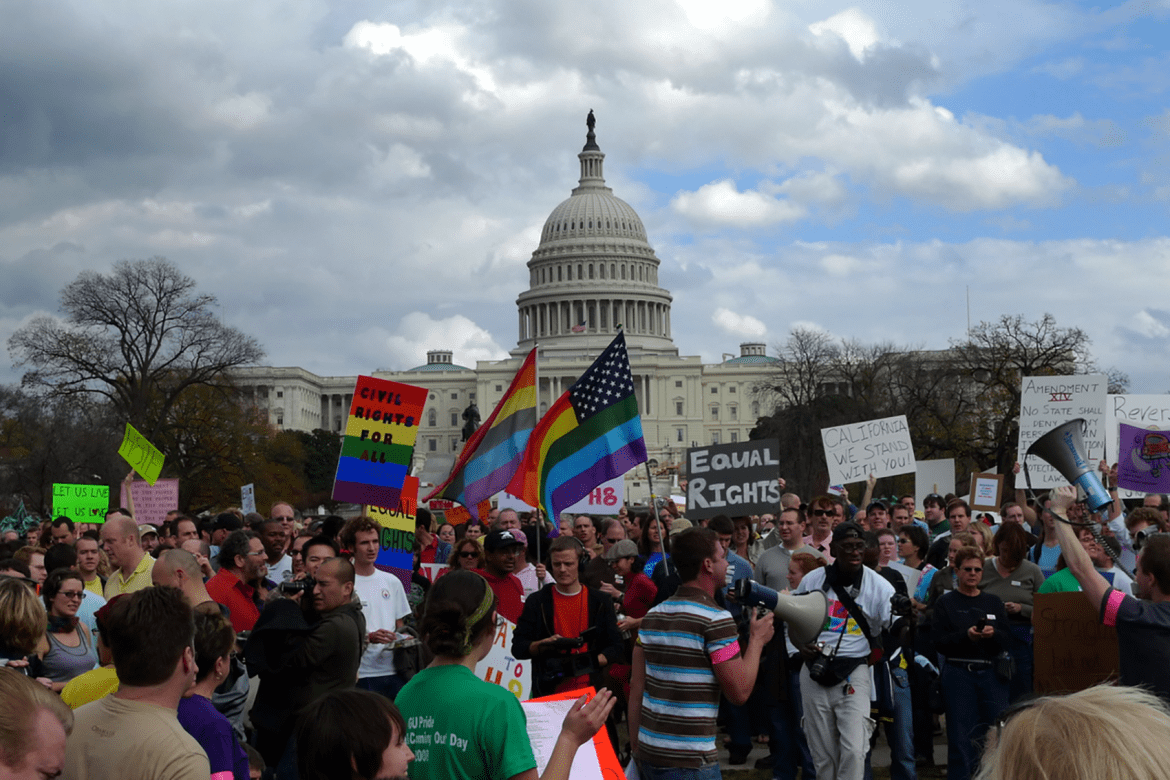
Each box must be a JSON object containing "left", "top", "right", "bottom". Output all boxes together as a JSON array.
[
  {"left": 916, "top": 459, "right": 955, "bottom": 500},
  {"left": 820, "top": 415, "right": 915, "bottom": 486},
  {"left": 473, "top": 618, "right": 532, "bottom": 701},
  {"left": 521, "top": 697, "right": 607, "bottom": 780},
  {"left": 499, "top": 476, "right": 625, "bottom": 517},
  {"left": 1107, "top": 394, "right": 1170, "bottom": 499},
  {"left": 1017, "top": 375, "right": 1107, "bottom": 488},
  {"left": 240, "top": 483, "right": 256, "bottom": 515}
]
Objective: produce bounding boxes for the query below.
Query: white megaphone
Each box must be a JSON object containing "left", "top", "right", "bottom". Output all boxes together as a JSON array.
[
  {"left": 1024, "top": 418, "right": 1112, "bottom": 513},
  {"left": 732, "top": 580, "right": 828, "bottom": 645}
]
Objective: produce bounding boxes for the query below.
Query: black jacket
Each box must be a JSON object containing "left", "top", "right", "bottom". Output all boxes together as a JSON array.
[{"left": 512, "top": 583, "right": 624, "bottom": 698}]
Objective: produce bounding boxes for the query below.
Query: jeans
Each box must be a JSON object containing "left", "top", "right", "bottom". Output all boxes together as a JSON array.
[
  {"left": 638, "top": 761, "right": 722, "bottom": 780},
  {"left": 941, "top": 663, "right": 1009, "bottom": 780},
  {"left": 770, "top": 667, "right": 816, "bottom": 780},
  {"left": 1003, "top": 624, "right": 1033, "bottom": 703},
  {"left": 885, "top": 663, "right": 916, "bottom": 780},
  {"left": 357, "top": 673, "right": 407, "bottom": 700}
]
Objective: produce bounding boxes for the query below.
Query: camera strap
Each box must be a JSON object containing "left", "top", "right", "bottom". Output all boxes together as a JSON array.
[{"left": 823, "top": 566, "right": 881, "bottom": 661}]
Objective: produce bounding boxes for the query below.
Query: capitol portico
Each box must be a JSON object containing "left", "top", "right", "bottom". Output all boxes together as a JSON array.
[{"left": 232, "top": 118, "right": 779, "bottom": 490}]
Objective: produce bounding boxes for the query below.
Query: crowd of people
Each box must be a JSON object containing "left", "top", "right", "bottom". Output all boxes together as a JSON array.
[{"left": 2, "top": 461, "right": 1170, "bottom": 780}]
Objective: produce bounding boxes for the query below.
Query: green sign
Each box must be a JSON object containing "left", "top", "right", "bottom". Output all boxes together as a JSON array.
[
  {"left": 118, "top": 423, "right": 165, "bottom": 486},
  {"left": 52, "top": 483, "right": 111, "bottom": 523}
]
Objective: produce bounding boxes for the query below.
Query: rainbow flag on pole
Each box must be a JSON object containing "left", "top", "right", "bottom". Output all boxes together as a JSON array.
[
  {"left": 423, "top": 348, "right": 537, "bottom": 519},
  {"left": 507, "top": 332, "right": 646, "bottom": 521}
]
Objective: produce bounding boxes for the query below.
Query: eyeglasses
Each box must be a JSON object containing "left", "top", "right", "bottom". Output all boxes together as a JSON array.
[
  {"left": 812, "top": 509, "right": 833, "bottom": 517},
  {"left": 59, "top": 590, "right": 85, "bottom": 600},
  {"left": 838, "top": 541, "right": 865, "bottom": 552},
  {"left": 273, "top": 516, "right": 295, "bottom": 522},
  {"left": 459, "top": 551, "right": 480, "bottom": 559},
  {"left": 960, "top": 566, "right": 983, "bottom": 573},
  {"left": 245, "top": 550, "right": 265, "bottom": 557}
]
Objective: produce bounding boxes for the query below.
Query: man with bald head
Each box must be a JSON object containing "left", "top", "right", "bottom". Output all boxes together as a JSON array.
[
  {"left": 100, "top": 511, "right": 153, "bottom": 597},
  {"left": 152, "top": 549, "right": 219, "bottom": 615}
]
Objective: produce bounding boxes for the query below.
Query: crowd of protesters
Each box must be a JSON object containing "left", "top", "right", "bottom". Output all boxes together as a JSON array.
[{"left": 2, "top": 457, "right": 1170, "bottom": 780}]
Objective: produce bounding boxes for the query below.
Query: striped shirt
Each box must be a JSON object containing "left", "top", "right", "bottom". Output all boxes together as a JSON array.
[{"left": 636, "top": 585, "right": 740, "bottom": 768}]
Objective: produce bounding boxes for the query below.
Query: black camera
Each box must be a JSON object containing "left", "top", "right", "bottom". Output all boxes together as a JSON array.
[
  {"left": 549, "top": 635, "right": 586, "bottom": 652},
  {"left": 974, "top": 617, "right": 987, "bottom": 631},
  {"left": 280, "top": 576, "right": 316, "bottom": 595},
  {"left": 806, "top": 643, "right": 832, "bottom": 682},
  {"left": 890, "top": 593, "right": 912, "bottom": 617}
]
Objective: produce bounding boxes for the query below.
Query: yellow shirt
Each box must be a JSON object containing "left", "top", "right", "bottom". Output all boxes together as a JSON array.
[
  {"left": 83, "top": 576, "right": 104, "bottom": 598},
  {"left": 104, "top": 552, "right": 154, "bottom": 598},
  {"left": 60, "top": 666, "right": 119, "bottom": 709}
]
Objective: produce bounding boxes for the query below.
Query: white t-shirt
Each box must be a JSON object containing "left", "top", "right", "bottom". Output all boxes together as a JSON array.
[
  {"left": 354, "top": 569, "right": 412, "bottom": 678},
  {"left": 267, "top": 554, "right": 293, "bottom": 583},
  {"left": 794, "top": 565, "right": 894, "bottom": 658}
]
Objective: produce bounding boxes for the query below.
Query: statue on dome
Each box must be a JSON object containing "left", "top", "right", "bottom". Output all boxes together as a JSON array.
[
  {"left": 461, "top": 401, "right": 481, "bottom": 441},
  {"left": 586, "top": 109, "right": 595, "bottom": 132}
]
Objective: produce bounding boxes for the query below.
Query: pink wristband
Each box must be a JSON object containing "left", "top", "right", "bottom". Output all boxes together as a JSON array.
[
  {"left": 1102, "top": 589, "right": 1126, "bottom": 627},
  {"left": 711, "top": 639, "right": 741, "bottom": 664}
]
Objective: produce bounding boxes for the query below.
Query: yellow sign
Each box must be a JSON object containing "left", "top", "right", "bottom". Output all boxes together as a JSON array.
[{"left": 118, "top": 423, "right": 165, "bottom": 486}]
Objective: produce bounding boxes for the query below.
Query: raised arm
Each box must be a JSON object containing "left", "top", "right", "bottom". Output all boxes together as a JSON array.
[{"left": 1050, "top": 486, "right": 1112, "bottom": 610}]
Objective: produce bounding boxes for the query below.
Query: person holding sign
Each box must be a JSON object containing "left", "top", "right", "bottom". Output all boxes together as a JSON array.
[
  {"left": 397, "top": 570, "right": 615, "bottom": 780},
  {"left": 1050, "top": 486, "right": 1170, "bottom": 703}
]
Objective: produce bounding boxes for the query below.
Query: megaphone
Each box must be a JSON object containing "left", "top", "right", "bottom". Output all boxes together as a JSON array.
[
  {"left": 732, "top": 580, "right": 828, "bottom": 646},
  {"left": 1025, "top": 418, "right": 1112, "bottom": 513}
]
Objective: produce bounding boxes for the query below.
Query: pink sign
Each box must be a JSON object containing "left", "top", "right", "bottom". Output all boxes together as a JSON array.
[{"left": 120, "top": 479, "right": 180, "bottom": 527}]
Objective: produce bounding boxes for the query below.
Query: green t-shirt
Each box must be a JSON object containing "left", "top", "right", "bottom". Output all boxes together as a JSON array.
[
  {"left": 398, "top": 664, "right": 536, "bottom": 780},
  {"left": 1037, "top": 568, "right": 1080, "bottom": 594}
]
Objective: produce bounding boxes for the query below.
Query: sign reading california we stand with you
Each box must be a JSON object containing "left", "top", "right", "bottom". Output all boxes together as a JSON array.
[{"left": 332, "top": 376, "right": 428, "bottom": 509}]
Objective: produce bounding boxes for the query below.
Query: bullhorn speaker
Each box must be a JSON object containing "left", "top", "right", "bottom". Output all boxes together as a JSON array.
[
  {"left": 732, "top": 580, "right": 829, "bottom": 646},
  {"left": 1025, "top": 418, "right": 1112, "bottom": 512}
]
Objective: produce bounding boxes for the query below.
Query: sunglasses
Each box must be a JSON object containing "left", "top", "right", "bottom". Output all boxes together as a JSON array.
[
  {"left": 58, "top": 590, "right": 85, "bottom": 600},
  {"left": 459, "top": 551, "right": 480, "bottom": 559},
  {"left": 960, "top": 566, "right": 983, "bottom": 573},
  {"left": 812, "top": 509, "right": 834, "bottom": 517}
]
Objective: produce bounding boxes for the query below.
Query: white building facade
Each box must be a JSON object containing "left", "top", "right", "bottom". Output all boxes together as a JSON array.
[{"left": 232, "top": 122, "right": 779, "bottom": 485}]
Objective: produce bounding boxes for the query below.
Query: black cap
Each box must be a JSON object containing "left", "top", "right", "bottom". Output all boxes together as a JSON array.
[
  {"left": 213, "top": 512, "right": 243, "bottom": 532},
  {"left": 483, "top": 529, "right": 526, "bottom": 552},
  {"left": 832, "top": 522, "right": 865, "bottom": 544}
]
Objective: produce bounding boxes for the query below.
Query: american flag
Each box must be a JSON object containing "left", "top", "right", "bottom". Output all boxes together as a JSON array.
[
  {"left": 571, "top": 321, "right": 587, "bottom": 333},
  {"left": 568, "top": 336, "right": 636, "bottom": 420}
]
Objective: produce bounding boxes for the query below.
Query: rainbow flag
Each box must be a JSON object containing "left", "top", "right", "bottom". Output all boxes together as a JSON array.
[
  {"left": 507, "top": 333, "right": 646, "bottom": 520},
  {"left": 423, "top": 348, "right": 537, "bottom": 519}
]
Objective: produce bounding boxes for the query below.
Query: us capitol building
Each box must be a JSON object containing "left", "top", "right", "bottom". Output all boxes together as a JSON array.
[{"left": 232, "top": 118, "right": 779, "bottom": 491}]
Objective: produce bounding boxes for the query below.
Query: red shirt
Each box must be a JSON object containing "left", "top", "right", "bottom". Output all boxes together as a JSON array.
[
  {"left": 206, "top": 568, "right": 261, "bottom": 632},
  {"left": 552, "top": 587, "right": 590, "bottom": 692},
  {"left": 471, "top": 569, "right": 525, "bottom": 624},
  {"left": 419, "top": 536, "right": 440, "bottom": 564}
]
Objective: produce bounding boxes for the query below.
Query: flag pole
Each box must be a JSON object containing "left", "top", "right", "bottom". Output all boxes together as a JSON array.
[
  {"left": 646, "top": 445, "right": 670, "bottom": 576},
  {"left": 533, "top": 340, "right": 542, "bottom": 570}
]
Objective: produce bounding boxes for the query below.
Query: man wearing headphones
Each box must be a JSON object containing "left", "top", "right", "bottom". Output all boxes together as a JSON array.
[{"left": 513, "top": 535, "right": 625, "bottom": 698}]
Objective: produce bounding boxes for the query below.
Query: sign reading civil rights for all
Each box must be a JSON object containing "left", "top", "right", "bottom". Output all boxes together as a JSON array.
[
  {"left": 1017, "top": 375, "right": 1106, "bottom": 488},
  {"left": 52, "top": 483, "right": 110, "bottom": 522},
  {"left": 820, "top": 415, "right": 916, "bottom": 486},
  {"left": 686, "top": 440, "right": 781, "bottom": 521},
  {"left": 367, "top": 475, "right": 419, "bottom": 592},
  {"left": 332, "top": 376, "right": 428, "bottom": 508},
  {"left": 118, "top": 423, "right": 165, "bottom": 485},
  {"left": 120, "top": 479, "right": 180, "bottom": 528}
]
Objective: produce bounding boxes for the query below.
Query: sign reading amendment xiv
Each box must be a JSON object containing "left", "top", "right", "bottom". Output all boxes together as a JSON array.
[{"left": 686, "top": 439, "right": 781, "bottom": 521}]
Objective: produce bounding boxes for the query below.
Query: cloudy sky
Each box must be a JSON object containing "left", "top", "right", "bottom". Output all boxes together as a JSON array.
[{"left": 3, "top": 0, "right": 1169, "bottom": 394}]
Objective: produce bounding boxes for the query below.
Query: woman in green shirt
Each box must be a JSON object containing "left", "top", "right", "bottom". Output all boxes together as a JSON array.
[{"left": 396, "top": 570, "right": 614, "bottom": 780}]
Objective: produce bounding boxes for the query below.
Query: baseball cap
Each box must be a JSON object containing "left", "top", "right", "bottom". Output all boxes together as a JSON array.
[
  {"left": 213, "top": 512, "right": 243, "bottom": 532},
  {"left": 483, "top": 530, "right": 526, "bottom": 552},
  {"left": 137, "top": 524, "right": 158, "bottom": 539},
  {"left": 832, "top": 522, "right": 865, "bottom": 544},
  {"left": 605, "top": 539, "right": 639, "bottom": 562}
]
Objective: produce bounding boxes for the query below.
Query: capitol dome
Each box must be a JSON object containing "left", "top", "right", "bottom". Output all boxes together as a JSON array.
[{"left": 514, "top": 114, "right": 676, "bottom": 359}]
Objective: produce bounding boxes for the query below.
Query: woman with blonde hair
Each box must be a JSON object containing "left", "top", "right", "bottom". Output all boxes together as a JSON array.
[
  {"left": 0, "top": 578, "right": 50, "bottom": 685},
  {"left": 977, "top": 685, "right": 1170, "bottom": 780}
]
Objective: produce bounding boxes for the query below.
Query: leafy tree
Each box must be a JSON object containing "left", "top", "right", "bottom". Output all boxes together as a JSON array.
[{"left": 8, "top": 258, "right": 264, "bottom": 441}]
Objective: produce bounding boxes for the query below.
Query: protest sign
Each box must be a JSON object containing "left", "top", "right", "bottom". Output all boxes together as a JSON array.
[
  {"left": 1032, "top": 592, "right": 1118, "bottom": 694},
  {"left": 1116, "top": 423, "right": 1170, "bottom": 493},
  {"left": 240, "top": 483, "right": 256, "bottom": 515},
  {"left": 366, "top": 475, "right": 419, "bottom": 590},
  {"left": 52, "top": 483, "right": 110, "bottom": 523},
  {"left": 332, "top": 376, "right": 428, "bottom": 508},
  {"left": 118, "top": 423, "right": 165, "bottom": 485},
  {"left": 120, "top": 479, "right": 180, "bottom": 528},
  {"left": 968, "top": 473, "right": 1003, "bottom": 512},
  {"left": 685, "top": 440, "right": 781, "bottom": 521},
  {"left": 915, "top": 459, "right": 955, "bottom": 500},
  {"left": 474, "top": 617, "right": 532, "bottom": 701},
  {"left": 1017, "top": 375, "right": 1106, "bottom": 488},
  {"left": 501, "top": 477, "right": 624, "bottom": 517},
  {"left": 821, "top": 416, "right": 915, "bottom": 486},
  {"left": 428, "top": 498, "right": 456, "bottom": 510},
  {"left": 523, "top": 688, "right": 622, "bottom": 780},
  {"left": 1107, "top": 394, "right": 1170, "bottom": 498},
  {"left": 417, "top": 562, "right": 446, "bottom": 583}
]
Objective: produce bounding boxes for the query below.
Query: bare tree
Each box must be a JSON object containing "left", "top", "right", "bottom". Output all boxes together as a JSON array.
[{"left": 8, "top": 258, "right": 264, "bottom": 441}]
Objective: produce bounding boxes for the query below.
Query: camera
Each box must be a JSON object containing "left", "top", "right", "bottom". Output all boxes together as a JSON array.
[
  {"left": 280, "top": 576, "right": 316, "bottom": 595},
  {"left": 890, "top": 593, "right": 912, "bottom": 617},
  {"left": 549, "top": 635, "right": 586, "bottom": 652},
  {"left": 806, "top": 641, "right": 832, "bottom": 682},
  {"left": 974, "top": 617, "right": 987, "bottom": 631}
]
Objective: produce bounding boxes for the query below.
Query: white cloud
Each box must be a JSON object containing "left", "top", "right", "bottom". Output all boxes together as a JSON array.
[
  {"left": 1032, "top": 57, "right": 1086, "bottom": 79},
  {"left": 809, "top": 8, "right": 882, "bottom": 61},
  {"left": 712, "top": 307, "right": 767, "bottom": 338},
  {"left": 1131, "top": 310, "right": 1170, "bottom": 339},
  {"left": 671, "top": 180, "right": 806, "bottom": 227},
  {"left": 382, "top": 312, "right": 509, "bottom": 370}
]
